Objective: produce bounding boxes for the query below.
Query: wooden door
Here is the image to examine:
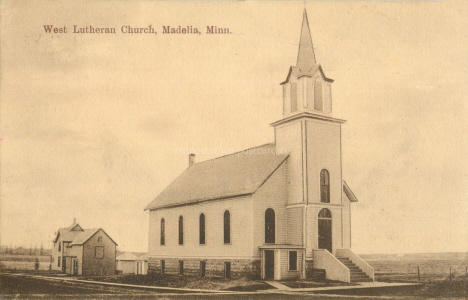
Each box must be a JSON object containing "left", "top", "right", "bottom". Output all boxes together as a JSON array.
[
  {"left": 264, "top": 250, "right": 274, "bottom": 279},
  {"left": 318, "top": 218, "right": 332, "bottom": 253}
]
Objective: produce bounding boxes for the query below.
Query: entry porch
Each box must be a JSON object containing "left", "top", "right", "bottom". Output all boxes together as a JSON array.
[{"left": 259, "top": 245, "right": 305, "bottom": 280}]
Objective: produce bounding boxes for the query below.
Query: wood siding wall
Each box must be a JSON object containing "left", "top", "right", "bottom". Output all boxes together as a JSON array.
[
  {"left": 148, "top": 196, "right": 254, "bottom": 260},
  {"left": 82, "top": 229, "right": 116, "bottom": 276}
]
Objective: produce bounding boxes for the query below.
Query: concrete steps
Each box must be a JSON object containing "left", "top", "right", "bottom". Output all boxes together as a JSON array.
[{"left": 337, "top": 257, "right": 373, "bottom": 283}]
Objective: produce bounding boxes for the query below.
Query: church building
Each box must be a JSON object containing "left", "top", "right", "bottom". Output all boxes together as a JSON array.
[{"left": 145, "top": 11, "right": 374, "bottom": 282}]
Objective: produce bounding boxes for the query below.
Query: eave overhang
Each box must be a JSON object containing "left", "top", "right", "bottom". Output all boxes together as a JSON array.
[{"left": 270, "top": 111, "right": 346, "bottom": 127}]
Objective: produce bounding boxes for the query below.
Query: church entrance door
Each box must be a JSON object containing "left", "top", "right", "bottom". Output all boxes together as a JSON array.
[
  {"left": 318, "top": 208, "right": 332, "bottom": 253},
  {"left": 264, "top": 250, "right": 274, "bottom": 279}
]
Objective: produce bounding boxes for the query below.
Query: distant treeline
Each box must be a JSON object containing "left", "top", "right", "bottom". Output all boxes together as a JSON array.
[{"left": 0, "top": 246, "right": 51, "bottom": 256}]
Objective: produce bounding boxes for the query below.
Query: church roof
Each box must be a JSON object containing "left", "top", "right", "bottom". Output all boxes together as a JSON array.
[{"left": 145, "top": 143, "right": 289, "bottom": 210}]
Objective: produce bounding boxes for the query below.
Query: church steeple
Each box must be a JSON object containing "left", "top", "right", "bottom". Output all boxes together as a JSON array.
[
  {"left": 280, "top": 10, "right": 334, "bottom": 117},
  {"left": 296, "top": 10, "right": 316, "bottom": 71}
]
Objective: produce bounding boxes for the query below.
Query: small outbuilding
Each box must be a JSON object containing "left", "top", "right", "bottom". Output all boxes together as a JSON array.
[
  {"left": 116, "top": 252, "right": 148, "bottom": 275},
  {"left": 51, "top": 220, "right": 118, "bottom": 276}
]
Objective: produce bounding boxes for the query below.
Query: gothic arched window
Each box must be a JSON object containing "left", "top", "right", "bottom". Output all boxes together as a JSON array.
[
  {"left": 224, "top": 211, "right": 231, "bottom": 244},
  {"left": 265, "top": 208, "right": 275, "bottom": 244},
  {"left": 178, "top": 216, "right": 184, "bottom": 245},
  {"left": 160, "top": 218, "right": 165, "bottom": 246},
  {"left": 199, "top": 213, "right": 206, "bottom": 245}
]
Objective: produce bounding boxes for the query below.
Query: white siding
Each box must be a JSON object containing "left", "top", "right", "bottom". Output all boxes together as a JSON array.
[
  {"left": 275, "top": 120, "right": 304, "bottom": 204},
  {"left": 306, "top": 119, "right": 342, "bottom": 205},
  {"left": 148, "top": 196, "right": 254, "bottom": 259},
  {"left": 252, "top": 163, "right": 288, "bottom": 256}
]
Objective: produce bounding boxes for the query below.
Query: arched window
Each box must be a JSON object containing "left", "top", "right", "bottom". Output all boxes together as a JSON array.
[
  {"left": 178, "top": 216, "right": 184, "bottom": 245},
  {"left": 320, "top": 169, "right": 330, "bottom": 203},
  {"left": 160, "top": 218, "right": 165, "bottom": 246},
  {"left": 314, "top": 78, "right": 323, "bottom": 111},
  {"left": 199, "top": 213, "right": 206, "bottom": 245},
  {"left": 265, "top": 208, "right": 275, "bottom": 244},
  {"left": 223, "top": 210, "right": 230, "bottom": 244},
  {"left": 318, "top": 208, "right": 332, "bottom": 218}
]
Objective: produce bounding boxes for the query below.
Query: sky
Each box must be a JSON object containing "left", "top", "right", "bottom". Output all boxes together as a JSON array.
[{"left": 1, "top": 0, "right": 467, "bottom": 254}]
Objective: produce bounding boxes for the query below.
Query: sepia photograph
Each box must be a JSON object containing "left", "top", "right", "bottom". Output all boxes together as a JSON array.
[{"left": 0, "top": 0, "right": 467, "bottom": 299}]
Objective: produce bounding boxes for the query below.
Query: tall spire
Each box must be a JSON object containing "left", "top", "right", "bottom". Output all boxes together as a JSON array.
[{"left": 296, "top": 9, "right": 316, "bottom": 71}]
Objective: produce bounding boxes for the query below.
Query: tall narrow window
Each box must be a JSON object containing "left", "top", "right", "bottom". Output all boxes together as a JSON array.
[
  {"left": 58, "top": 243, "right": 61, "bottom": 252},
  {"left": 178, "top": 216, "right": 184, "bottom": 245},
  {"left": 160, "top": 218, "right": 165, "bottom": 246},
  {"left": 223, "top": 210, "right": 231, "bottom": 244},
  {"left": 290, "top": 82, "right": 298, "bottom": 112},
  {"left": 199, "top": 213, "right": 206, "bottom": 245},
  {"left": 265, "top": 208, "right": 275, "bottom": 244},
  {"left": 314, "top": 78, "right": 323, "bottom": 111},
  {"left": 320, "top": 169, "right": 330, "bottom": 203}
]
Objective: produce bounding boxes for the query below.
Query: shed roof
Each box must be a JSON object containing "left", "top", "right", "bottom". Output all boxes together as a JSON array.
[{"left": 145, "top": 143, "right": 289, "bottom": 210}]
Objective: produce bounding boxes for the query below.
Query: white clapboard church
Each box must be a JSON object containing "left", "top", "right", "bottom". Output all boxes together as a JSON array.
[{"left": 145, "top": 11, "right": 374, "bottom": 282}]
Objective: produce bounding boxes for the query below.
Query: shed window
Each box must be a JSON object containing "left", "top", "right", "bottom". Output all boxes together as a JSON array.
[
  {"left": 178, "top": 216, "right": 184, "bottom": 245},
  {"left": 320, "top": 169, "right": 330, "bottom": 203},
  {"left": 97, "top": 236, "right": 103, "bottom": 242},
  {"left": 199, "top": 213, "right": 206, "bottom": 245},
  {"left": 289, "top": 251, "right": 298, "bottom": 271},
  {"left": 160, "top": 218, "right": 165, "bottom": 246},
  {"left": 223, "top": 211, "right": 231, "bottom": 244},
  {"left": 95, "top": 246, "right": 104, "bottom": 259}
]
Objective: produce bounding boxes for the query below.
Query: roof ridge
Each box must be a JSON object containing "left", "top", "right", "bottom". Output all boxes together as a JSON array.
[{"left": 191, "top": 142, "right": 276, "bottom": 165}]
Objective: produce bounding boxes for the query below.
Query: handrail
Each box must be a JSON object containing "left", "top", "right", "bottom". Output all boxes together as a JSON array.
[{"left": 336, "top": 248, "right": 374, "bottom": 281}]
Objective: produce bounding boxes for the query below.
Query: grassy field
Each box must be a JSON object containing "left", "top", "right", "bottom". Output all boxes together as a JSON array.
[
  {"left": 363, "top": 252, "right": 468, "bottom": 282},
  {"left": 0, "top": 255, "right": 51, "bottom": 271},
  {"left": 1, "top": 252, "right": 467, "bottom": 298}
]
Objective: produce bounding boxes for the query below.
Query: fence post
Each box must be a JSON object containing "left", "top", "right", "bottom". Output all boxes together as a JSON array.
[
  {"left": 417, "top": 266, "right": 420, "bottom": 281},
  {"left": 449, "top": 266, "right": 452, "bottom": 282}
]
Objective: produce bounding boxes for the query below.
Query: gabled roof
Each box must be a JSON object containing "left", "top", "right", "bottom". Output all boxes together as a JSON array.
[
  {"left": 145, "top": 143, "right": 289, "bottom": 211},
  {"left": 54, "top": 223, "right": 118, "bottom": 246},
  {"left": 117, "top": 252, "right": 148, "bottom": 261},
  {"left": 116, "top": 252, "right": 138, "bottom": 261},
  {"left": 343, "top": 181, "right": 359, "bottom": 202},
  {"left": 70, "top": 228, "right": 118, "bottom": 246},
  {"left": 54, "top": 223, "right": 84, "bottom": 243}
]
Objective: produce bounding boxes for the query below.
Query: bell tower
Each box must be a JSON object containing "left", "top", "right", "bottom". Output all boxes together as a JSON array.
[
  {"left": 281, "top": 10, "right": 333, "bottom": 116},
  {"left": 273, "top": 10, "right": 345, "bottom": 207}
]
